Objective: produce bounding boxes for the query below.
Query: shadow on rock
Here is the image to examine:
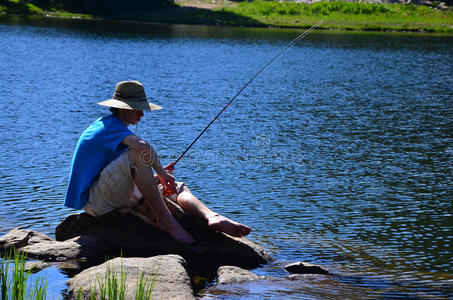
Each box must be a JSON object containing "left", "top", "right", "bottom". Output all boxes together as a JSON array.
[{"left": 55, "top": 199, "right": 271, "bottom": 272}]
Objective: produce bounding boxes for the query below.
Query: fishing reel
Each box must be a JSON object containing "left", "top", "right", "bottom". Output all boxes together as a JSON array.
[{"left": 157, "top": 161, "right": 176, "bottom": 197}]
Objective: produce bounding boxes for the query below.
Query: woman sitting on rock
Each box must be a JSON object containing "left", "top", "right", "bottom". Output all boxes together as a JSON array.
[{"left": 64, "top": 80, "right": 251, "bottom": 243}]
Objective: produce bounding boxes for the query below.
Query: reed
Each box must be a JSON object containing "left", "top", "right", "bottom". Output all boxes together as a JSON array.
[
  {"left": 0, "top": 248, "right": 47, "bottom": 300},
  {"left": 0, "top": 251, "right": 159, "bottom": 300},
  {"left": 96, "top": 259, "right": 127, "bottom": 300},
  {"left": 76, "top": 257, "right": 159, "bottom": 300},
  {"left": 135, "top": 265, "right": 159, "bottom": 300}
]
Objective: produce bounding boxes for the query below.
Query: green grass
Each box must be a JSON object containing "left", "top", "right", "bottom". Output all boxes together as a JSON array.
[
  {"left": 76, "top": 257, "right": 160, "bottom": 300},
  {"left": 220, "top": 0, "right": 453, "bottom": 32},
  {"left": 94, "top": 262, "right": 127, "bottom": 300},
  {"left": 135, "top": 265, "right": 159, "bottom": 300},
  {"left": 0, "top": 249, "right": 47, "bottom": 300},
  {"left": 1, "top": 0, "right": 452, "bottom": 33},
  {"left": 45, "top": 11, "right": 93, "bottom": 19},
  {"left": 1, "top": 249, "right": 158, "bottom": 300},
  {"left": 0, "top": 0, "right": 43, "bottom": 15}
]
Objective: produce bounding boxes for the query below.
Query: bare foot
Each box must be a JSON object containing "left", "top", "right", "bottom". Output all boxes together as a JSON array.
[
  {"left": 156, "top": 217, "right": 195, "bottom": 244},
  {"left": 207, "top": 214, "right": 252, "bottom": 237}
]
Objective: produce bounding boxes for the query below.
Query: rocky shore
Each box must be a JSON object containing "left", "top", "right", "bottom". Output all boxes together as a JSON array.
[{"left": 0, "top": 199, "right": 330, "bottom": 298}]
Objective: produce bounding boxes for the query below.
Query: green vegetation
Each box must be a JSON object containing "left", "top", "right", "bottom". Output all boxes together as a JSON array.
[
  {"left": 75, "top": 258, "right": 159, "bottom": 300},
  {"left": 92, "top": 261, "right": 127, "bottom": 300},
  {"left": 0, "top": 249, "right": 47, "bottom": 300},
  {"left": 1, "top": 249, "right": 159, "bottom": 299},
  {"left": 0, "top": 0, "right": 452, "bottom": 33},
  {"left": 221, "top": 0, "right": 453, "bottom": 32},
  {"left": 0, "top": 0, "right": 165, "bottom": 14},
  {"left": 0, "top": 0, "right": 43, "bottom": 15},
  {"left": 135, "top": 266, "right": 159, "bottom": 300}
]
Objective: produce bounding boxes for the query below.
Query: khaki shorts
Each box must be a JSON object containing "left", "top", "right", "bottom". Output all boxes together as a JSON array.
[{"left": 83, "top": 150, "right": 184, "bottom": 217}]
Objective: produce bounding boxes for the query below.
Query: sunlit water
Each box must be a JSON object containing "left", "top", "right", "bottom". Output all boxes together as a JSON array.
[{"left": 0, "top": 15, "right": 452, "bottom": 299}]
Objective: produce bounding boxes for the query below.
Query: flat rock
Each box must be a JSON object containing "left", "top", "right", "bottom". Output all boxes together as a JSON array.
[
  {"left": 0, "top": 228, "right": 107, "bottom": 262},
  {"left": 25, "top": 235, "right": 107, "bottom": 261},
  {"left": 217, "top": 265, "right": 265, "bottom": 284},
  {"left": 0, "top": 228, "right": 54, "bottom": 250},
  {"left": 67, "top": 255, "right": 194, "bottom": 300}
]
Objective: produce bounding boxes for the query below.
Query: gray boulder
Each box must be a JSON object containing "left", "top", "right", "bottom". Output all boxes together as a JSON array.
[
  {"left": 55, "top": 202, "right": 271, "bottom": 269},
  {"left": 67, "top": 255, "right": 194, "bottom": 300}
]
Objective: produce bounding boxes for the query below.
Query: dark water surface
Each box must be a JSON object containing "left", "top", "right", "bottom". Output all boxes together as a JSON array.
[{"left": 0, "top": 15, "right": 452, "bottom": 299}]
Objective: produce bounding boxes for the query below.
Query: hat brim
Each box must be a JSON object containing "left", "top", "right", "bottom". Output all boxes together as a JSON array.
[{"left": 97, "top": 99, "right": 162, "bottom": 111}]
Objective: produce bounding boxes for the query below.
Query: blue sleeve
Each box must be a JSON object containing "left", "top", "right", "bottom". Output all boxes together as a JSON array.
[{"left": 101, "top": 119, "right": 133, "bottom": 153}]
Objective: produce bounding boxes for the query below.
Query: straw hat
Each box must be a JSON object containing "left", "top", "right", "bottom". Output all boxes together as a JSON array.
[{"left": 97, "top": 80, "right": 162, "bottom": 111}]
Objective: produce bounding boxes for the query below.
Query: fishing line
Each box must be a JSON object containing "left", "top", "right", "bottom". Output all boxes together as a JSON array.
[{"left": 172, "top": 19, "right": 325, "bottom": 167}]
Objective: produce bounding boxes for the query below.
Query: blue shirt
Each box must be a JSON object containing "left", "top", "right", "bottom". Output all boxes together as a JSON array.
[{"left": 65, "top": 114, "right": 133, "bottom": 209}]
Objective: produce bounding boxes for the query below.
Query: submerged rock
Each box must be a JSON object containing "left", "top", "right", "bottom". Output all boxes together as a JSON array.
[
  {"left": 67, "top": 255, "right": 194, "bottom": 300},
  {"left": 24, "top": 261, "right": 51, "bottom": 274},
  {"left": 217, "top": 265, "right": 266, "bottom": 284},
  {"left": 203, "top": 263, "right": 332, "bottom": 299},
  {"left": 284, "top": 261, "right": 330, "bottom": 275}
]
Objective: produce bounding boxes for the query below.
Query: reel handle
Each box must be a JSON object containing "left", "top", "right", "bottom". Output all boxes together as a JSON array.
[{"left": 159, "top": 162, "right": 176, "bottom": 196}]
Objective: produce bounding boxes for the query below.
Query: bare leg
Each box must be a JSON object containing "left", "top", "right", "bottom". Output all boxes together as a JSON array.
[
  {"left": 128, "top": 150, "right": 194, "bottom": 243},
  {"left": 176, "top": 185, "right": 252, "bottom": 237}
]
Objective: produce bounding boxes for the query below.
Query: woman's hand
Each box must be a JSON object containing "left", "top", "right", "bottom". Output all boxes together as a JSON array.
[
  {"left": 157, "top": 170, "right": 176, "bottom": 195},
  {"left": 163, "top": 162, "right": 175, "bottom": 175}
]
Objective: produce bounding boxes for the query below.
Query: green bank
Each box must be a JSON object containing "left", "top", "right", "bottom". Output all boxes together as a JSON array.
[
  {"left": 221, "top": 1, "right": 453, "bottom": 32},
  {"left": 1, "top": 0, "right": 452, "bottom": 33}
]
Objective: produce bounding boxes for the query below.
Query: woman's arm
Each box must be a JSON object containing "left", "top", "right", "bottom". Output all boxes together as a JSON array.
[{"left": 122, "top": 134, "right": 166, "bottom": 176}]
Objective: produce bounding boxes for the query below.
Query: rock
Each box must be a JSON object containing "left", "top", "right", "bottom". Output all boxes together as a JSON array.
[
  {"left": 217, "top": 265, "right": 265, "bottom": 284},
  {"left": 67, "top": 255, "right": 194, "bottom": 300},
  {"left": 284, "top": 262, "right": 330, "bottom": 275},
  {"left": 287, "top": 273, "right": 330, "bottom": 281},
  {"left": 437, "top": 2, "right": 448, "bottom": 9},
  {"left": 22, "top": 235, "right": 107, "bottom": 262},
  {"left": 0, "top": 201, "right": 272, "bottom": 296},
  {"left": 203, "top": 265, "right": 332, "bottom": 299},
  {"left": 55, "top": 205, "right": 271, "bottom": 269},
  {"left": 0, "top": 228, "right": 54, "bottom": 250},
  {"left": 0, "top": 228, "right": 108, "bottom": 262},
  {"left": 59, "top": 261, "right": 84, "bottom": 276},
  {"left": 24, "top": 261, "right": 51, "bottom": 274}
]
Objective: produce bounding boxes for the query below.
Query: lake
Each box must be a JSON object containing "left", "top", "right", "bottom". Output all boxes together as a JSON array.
[{"left": 0, "top": 15, "right": 452, "bottom": 299}]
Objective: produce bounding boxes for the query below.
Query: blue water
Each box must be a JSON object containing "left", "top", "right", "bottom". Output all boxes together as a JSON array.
[{"left": 0, "top": 15, "right": 452, "bottom": 299}]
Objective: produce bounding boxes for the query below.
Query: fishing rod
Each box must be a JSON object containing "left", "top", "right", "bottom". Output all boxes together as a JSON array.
[
  {"left": 174, "top": 20, "right": 324, "bottom": 166},
  {"left": 162, "top": 19, "right": 325, "bottom": 194}
]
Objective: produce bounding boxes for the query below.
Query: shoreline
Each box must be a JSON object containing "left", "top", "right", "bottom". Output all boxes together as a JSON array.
[
  {"left": 1, "top": 0, "right": 452, "bottom": 34},
  {"left": 2, "top": 11, "right": 452, "bottom": 36}
]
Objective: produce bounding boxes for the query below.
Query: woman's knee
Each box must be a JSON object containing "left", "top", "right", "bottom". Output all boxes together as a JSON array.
[{"left": 176, "top": 192, "right": 190, "bottom": 206}]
